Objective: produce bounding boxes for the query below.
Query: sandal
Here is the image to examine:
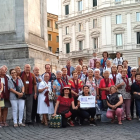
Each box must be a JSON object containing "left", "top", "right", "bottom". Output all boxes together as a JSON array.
[
  {"left": 41, "top": 120, "right": 45, "bottom": 124},
  {"left": 44, "top": 122, "right": 48, "bottom": 126},
  {"left": 0, "top": 122, "right": 4, "bottom": 126},
  {"left": 118, "top": 121, "right": 122, "bottom": 125},
  {"left": 18, "top": 123, "right": 25, "bottom": 127},
  {"left": 3, "top": 122, "right": 9, "bottom": 127},
  {"left": 14, "top": 124, "right": 18, "bottom": 127}
]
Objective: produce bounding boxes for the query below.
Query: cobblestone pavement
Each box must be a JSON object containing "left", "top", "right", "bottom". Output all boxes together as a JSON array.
[{"left": 0, "top": 119, "right": 140, "bottom": 140}]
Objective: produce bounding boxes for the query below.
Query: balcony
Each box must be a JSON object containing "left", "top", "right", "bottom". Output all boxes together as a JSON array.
[{"left": 59, "top": 0, "right": 140, "bottom": 20}]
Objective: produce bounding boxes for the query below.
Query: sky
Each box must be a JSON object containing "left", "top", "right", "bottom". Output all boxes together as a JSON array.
[{"left": 47, "top": 0, "right": 59, "bottom": 15}]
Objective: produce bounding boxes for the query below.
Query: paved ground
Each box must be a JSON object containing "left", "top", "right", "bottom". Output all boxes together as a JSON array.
[{"left": 0, "top": 119, "right": 140, "bottom": 140}]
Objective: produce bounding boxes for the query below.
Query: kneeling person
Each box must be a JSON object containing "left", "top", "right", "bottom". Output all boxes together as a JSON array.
[{"left": 78, "top": 85, "right": 97, "bottom": 126}]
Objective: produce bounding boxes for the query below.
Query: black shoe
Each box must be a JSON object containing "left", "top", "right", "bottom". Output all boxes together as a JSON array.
[
  {"left": 25, "top": 121, "right": 34, "bottom": 125},
  {"left": 90, "top": 120, "right": 97, "bottom": 126}
]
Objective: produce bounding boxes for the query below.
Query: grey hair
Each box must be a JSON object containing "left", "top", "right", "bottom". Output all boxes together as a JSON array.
[
  {"left": 103, "top": 70, "right": 110, "bottom": 74},
  {"left": 94, "top": 68, "right": 100, "bottom": 73},
  {"left": 56, "top": 70, "right": 62, "bottom": 74},
  {"left": 131, "top": 67, "right": 137, "bottom": 71},
  {"left": 87, "top": 68, "right": 94, "bottom": 73}
]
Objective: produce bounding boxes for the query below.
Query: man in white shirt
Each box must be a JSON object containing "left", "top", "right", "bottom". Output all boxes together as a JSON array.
[
  {"left": 103, "top": 60, "right": 112, "bottom": 73},
  {"left": 113, "top": 52, "right": 123, "bottom": 66}
]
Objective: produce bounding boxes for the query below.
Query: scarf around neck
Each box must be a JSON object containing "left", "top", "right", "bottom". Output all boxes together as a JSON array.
[
  {"left": 66, "top": 66, "right": 70, "bottom": 76},
  {"left": 73, "top": 79, "right": 79, "bottom": 95},
  {"left": 2, "top": 75, "right": 10, "bottom": 100},
  {"left": 103, "top": 58, "right": 107, "bottom": 68},
  {"left": 57, "top": 78, "right": 66, "bottom": 93},
  {"left": 122, "top": 77, "right": 131, "bottom": 92},
  {"left": 21, "top": 71, "right": 33, "bottom": 94},
  {"left": 112, "top": 73, "right": 117, "bottom": 84},
  {"left": 104, "top": 78, "right": 110, "bottom": 95}
]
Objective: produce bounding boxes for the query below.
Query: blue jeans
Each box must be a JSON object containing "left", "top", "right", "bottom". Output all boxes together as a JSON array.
[{"left": 135, "top": 99, "right": 140, "bottom": 118}]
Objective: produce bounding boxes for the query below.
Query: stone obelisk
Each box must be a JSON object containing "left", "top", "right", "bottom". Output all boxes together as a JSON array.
[{"left": 0, "top": 0, "right": 58, "bottom": 73}]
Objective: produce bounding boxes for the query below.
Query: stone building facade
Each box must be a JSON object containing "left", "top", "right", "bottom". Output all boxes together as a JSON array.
[
  {"left": 0, "top": 0, "right": 59, "bottom": 74},
  {"left": 57, "top": 0, "right": 140, "bottom": 67}
]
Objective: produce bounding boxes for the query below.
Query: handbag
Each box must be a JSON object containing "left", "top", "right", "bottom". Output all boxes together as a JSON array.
[
  {"left": 11, "top": 79, "right": 27, "bottom": 100},
  {"left": 48, "top": 91, "right": 55, "bottom": 101},
  {"left": 133, "top": 94, "right": 140, "bottom": 100},
  {"left": 49, "top": 115, "right": 62, "bottom": 128},
  {"left": 61, "top": 110, "right": 72, "bottom": 118}
]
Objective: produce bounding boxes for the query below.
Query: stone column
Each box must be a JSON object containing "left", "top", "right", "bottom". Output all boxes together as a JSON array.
[
  {"left": 71, "top": 0, "right": 75, "bottom": 16},
  {"left": 72, "top": 22, "right": 76, "bottom": 52},
  {"left": 59, "top": 26, "right": 63, "bottom": 53},
  {"left": 85, "top": 0, "right": 89, "bottom": 12},
  {"left": 85, "top": 19, "right": 90, "bottom": 49},
  {"left": 58, "top": 0, "right": 62, "bottom": 20}
]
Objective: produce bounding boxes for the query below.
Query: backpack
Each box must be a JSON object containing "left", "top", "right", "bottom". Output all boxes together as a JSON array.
[{"left": 107, "top": 92, "right": 122, "bottom": 109}]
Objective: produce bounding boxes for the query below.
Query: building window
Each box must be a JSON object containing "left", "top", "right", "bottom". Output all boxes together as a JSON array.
[
  {"left": 47, "top": 20, "right": 51, "bottom": 27},
  {"left": 48, "top": 34, "right": 52, "bottom": 41},
  {"left": 116, "top": 34, "right": 122, "bottom": 46},
  {"left": 137, "top": 32, "right": 140, "bottom": 44},
  {"left": 93, "top": 0, "right": 97, "bottom": 7},
  {"left": 78, "top": 1, "right": 82, "bottom": 11},
  {"left": 56, "top": 36, "right": 59, "bottom": 42},
  {"left": 79, "top": 41, "right": 83, "bottom": 50},
  {"left": 116, "top": 15, "right": 122, "bottom": 24},
  {"left": 66, "top": 26, "right": 69, "bottom": 35},
  {"left": 55, "top": 22, "right": 58, "bottom": 29},
  {"left": 65, "top": 5, "right": 69, "bottom": 15},
  {"left": 115, "top": 0, "right": 121, "bottom": 2},
  {"left": 66, "top": 43, "right": 70, "bottom": 53},
  {"left": 136, "top": 12, "right": 140, "bottom": 22},
  {"left": 48, "top": 46, "right": 52, "bottom": 52},
  {"left": 93, "top": 19, "right": 97, "bottom": 28},
  {"left": 79, "top": 23, "right": 83, "bottom": 32},
  {"left": 93, "top": 38, "right": 98, "bottom": 49}
]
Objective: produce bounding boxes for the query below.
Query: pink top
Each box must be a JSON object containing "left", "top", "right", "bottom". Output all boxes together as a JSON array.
[{"left": 89, "top": 58, "right": 100, "bottom": 69}]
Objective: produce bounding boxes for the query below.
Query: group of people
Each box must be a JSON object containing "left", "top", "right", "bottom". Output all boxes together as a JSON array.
[{"left": 0, "top": 51, "right": 140, "bottom": 128}]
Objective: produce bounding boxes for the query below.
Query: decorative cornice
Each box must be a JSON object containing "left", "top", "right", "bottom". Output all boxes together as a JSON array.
[
  {"left": 113, "top": 27, "right": 125, "bottom": 34},
  {"left": 63, "top": 0, "right": 71, "bottom": 5},
  {"left": 71, "top": 22, "right": 76, "bottom": 26},
  {"left": 90, "top": 30, "right": 100, "bottom": 37},
  {"left": 63, "top": 37, "right": 72, "bottom": 44},
  {"left": 76, "top": 34, "right": 85, "bottom": 41},
  {"left": 85, "top": 18, "right": 90, "bottom": 23},
  {"left": 133, "top": 25, "right": 140, "bottom": 32}
]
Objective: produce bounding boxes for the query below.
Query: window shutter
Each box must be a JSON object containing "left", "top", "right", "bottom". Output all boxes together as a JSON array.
[
  {"left": 65, "top": 5, "right": 69, "bottom": 15},
  {"left": 66, "top": 43, "right": 70, "bottom": 53},
  {"left": 93, "top": 0, "right": 97, "bottom": 7}
]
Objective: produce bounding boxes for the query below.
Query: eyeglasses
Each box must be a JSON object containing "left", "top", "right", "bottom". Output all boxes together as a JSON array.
[
  {"left": 11, "top": 72, "right": 16, "bottom": 74},
  {"left": 132, "top": 71, "right": 136, "bottom": 72}
]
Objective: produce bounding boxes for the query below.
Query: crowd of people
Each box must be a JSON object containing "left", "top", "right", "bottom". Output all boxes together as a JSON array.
[{"left": 0, "top": 51, "right": 140, "bottom": 128}]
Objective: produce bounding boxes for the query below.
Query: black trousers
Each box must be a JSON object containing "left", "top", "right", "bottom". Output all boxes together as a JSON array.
[
  {"left": 31, "top": 97, "right": 40, "bottom": 123},
  {"left": 131, "top": 97, "right": 138, "bottom": 117},
  {"left": 60, "top": 109, "right": 78, "bottom": 127}
]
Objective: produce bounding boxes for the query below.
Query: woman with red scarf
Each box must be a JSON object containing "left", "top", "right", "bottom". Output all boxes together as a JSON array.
[
  {"left": 0, "top": 67, "right": 11, "bottom": 127},
  {"left": 53, "top": 71, "right": 66, "bottom": 99},
  {"left": 131, "top": 73, "right": 140, "bottom": 121},
  {"left": 68, "top": 70, "right": 83, "bottom": 105},
  {"left": 99, "top": 70, "right": 114, "bottom": 110},
  {"left": 116, "top": 69, "right": 131, "bottom": 120},
  {"left": 129, "top": 67, "right": 138, "bottom": 119},
  {"left": 109, "top": 65, "right": 121, "bottom": 84}
]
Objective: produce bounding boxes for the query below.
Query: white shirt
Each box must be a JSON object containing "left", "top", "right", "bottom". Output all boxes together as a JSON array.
[
  {"left": 103, "top": 66, "right": 112, "bottom": 73},
  {"left": 113, "top": 57, "right": 123, "bottom": 66}
]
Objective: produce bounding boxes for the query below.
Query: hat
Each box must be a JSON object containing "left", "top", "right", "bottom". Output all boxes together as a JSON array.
[{"left": 63, "top": 85, "right": 71, "bottom": 90}]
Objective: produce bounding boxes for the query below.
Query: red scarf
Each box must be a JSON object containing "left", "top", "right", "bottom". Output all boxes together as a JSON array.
[
  {"left": 48, "top": 72, "right": 51, "bottom": 80},
  {"left": 73, "top": 79, "right": 79, "bottom": 96},
  {"left": 136, "top": 80, "right": 140, "bottom": 87},
  {"left": 104, "top": 78, "right": 109, "bottom": 95},
  {"left": 112, "top": 74, "right": 116, "bottom": 84},
  {"left": 21, "top": 71, "right": 33, "bottom": 94},
  {"left": 0, "top": 78, "right": 1, "bottom": 90},
  {"left": 78, "top": 73, "right": 82, "bottom": 79},
  {"left": 122, "top": 77, "right": 131, "bottom": 92},
  {"left": 67, "top": 66, "right": 70, "bottom": 76},
  {"left": 2, "top": 75, "right": 10, "bottom": 100},
  {"left": 103, "top": 58, "right": 107, "bottom": 68},
  {"left": 44, "top": 91, "right": 50, "bottom": 106},
  {"left": 57, "top": 78, "right": 66, "bottom": 93},
  {"left": 62, "top": 75, "right": 68, "bottom": 85},
  {"left": 131, "top": 77, "right": 135, "bottom": 84},
  {"left": 94, "top": 59, "right": 97, "bottom": 68}
]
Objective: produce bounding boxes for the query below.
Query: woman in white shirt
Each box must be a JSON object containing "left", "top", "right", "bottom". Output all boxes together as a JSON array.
[
  {"left": 37, "top": 73, "right": 54, "bottom": 126},
  {"left": 103, "top": 60, "right": 112, "bottom": 74}
]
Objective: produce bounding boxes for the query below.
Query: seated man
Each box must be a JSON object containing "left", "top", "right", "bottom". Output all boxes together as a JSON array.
[{"left": 77, "top": 85, "right": 97, "bottom": 126}]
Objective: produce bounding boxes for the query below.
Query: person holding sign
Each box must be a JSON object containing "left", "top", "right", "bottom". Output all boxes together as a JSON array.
[{"left": 77, "top": 85, "right": 97, "bottom": 126}]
